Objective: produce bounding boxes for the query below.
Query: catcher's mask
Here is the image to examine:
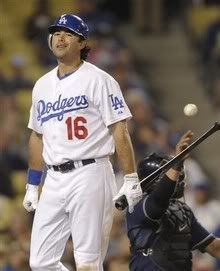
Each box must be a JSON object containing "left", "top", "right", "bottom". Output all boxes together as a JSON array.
[{"left": 137, "top": 152, "right": 186, "bottom": 198}]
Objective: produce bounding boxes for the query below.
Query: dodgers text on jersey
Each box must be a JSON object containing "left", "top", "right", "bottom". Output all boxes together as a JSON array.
[{"left": 37, "top": 94, "right": 89, "bottom": 125}]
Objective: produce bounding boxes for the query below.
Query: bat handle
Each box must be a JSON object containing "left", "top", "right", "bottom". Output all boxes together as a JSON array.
[{"left": 115, "top": 195, "right": 128, "bottom": 210}]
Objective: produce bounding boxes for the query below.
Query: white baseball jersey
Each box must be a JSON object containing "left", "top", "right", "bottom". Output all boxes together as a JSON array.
[{"left": 28, "top": 61, "right": 132, "bottom": 165}]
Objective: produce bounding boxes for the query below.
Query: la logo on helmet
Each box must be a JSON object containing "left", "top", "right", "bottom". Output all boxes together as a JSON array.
[{"left": 59, "top": 16, "right": 67, "bottom": 25}]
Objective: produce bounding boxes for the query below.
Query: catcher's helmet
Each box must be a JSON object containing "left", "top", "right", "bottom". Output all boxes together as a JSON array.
[
  {"left": 48, "top": 14, "right": 89, "bottom": 40},
  {"left": 137, "top": 153, "right": 185, "bottom": 198}
]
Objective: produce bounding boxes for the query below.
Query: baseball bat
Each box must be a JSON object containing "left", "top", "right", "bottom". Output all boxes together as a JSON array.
[{"left": 115, "top": 121, "right": 220, "bottom": 211}]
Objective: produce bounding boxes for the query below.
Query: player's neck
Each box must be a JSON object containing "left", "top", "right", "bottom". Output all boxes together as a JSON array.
[{"left": 58, "top": 59, "right": 83, "bottom": 77}]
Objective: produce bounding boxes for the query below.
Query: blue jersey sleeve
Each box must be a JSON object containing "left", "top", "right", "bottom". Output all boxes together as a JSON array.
[
  {"left": 126, "top": 175, "right": 177, "bottom": 233},
  {"left": 126, "top": 194, "right": 163, "bottom": 250},
  {"left": 126, "top": 195, "right": 149, "bottom": 227},
  {"left": 126, "top": 195, "right": 161, "bottom": 227}
]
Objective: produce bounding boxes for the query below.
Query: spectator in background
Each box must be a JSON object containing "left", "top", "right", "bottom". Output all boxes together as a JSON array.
[
  {"left": 105, "top": 210, "right": 127, "bottom": 260},
  {"left": 205, "top": 0, "right": 220, "bottom": 4},
  {"left": 126, "top": 91, "right": 169, "bottom": 161},
  {"left": 190, "top": 181, "right": 220, "bottom": 233},
  {"left": 190, "top": 181, "right": 220, "bottom": 271},
  {"left": 163, "top": 0, "right": 188, "bottom": 32},
  {"left": 74, "top": 0, "right": 131, "bottom": 74},
  {"left": 0, "top": 69, "right": 10, "bottom": 94},
  {"left": 0, "top": 96, "right": 27, "bottom": 198},
  {"left": 211, "top": 78, "right": 220, "bottom": 109},
  {"left": 24, "top": 0, "right": 55, "bottom": 67},
  {"left": 191, "top": 0, "right": 220, "bottom": 5},
  {"left": 0, "top": 241, "right": 8, "bottom": 270},
  {"left": 201, "top": 16, "right": 220, "bottom": 97},
  {"left": 8, "top": 55, "right": 33, "bottom": 92},
  {"left": 1, "top": 209, "right": 32, "bottom": 271},
  {"left": 0, "top": 195, "right": 12, "bottom": 234},
  {"left": 183, "top": 156, "right": 209, "bottom": 206},
  {"left": 24, "top": 0, "right": 51, "bottom": 42},
  {"left": 108, "top": 62, "right": 147, "bottom": 97},
  {"left": 9, "top": 207, "right": 32, "bottom": 249},
  {"left": 105, "top": 209, "right": 130, "bottom": 271},
  {"left": 87, "top": 36, "right": 128, "bottom": 71},
  {"left": 75, "top": 0, "right": 117, "bottom": 37},
  {"left": 202, "top": 18, "right": 220, "bottom": 65},
  {"left": 2, "top": 242, "right": 30, "bottom": 271},
  {"left": 74, "top": 0, "right": 130, "bottom": 73}
]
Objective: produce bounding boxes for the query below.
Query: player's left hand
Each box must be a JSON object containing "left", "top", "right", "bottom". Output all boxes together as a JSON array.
[
  {"left": 23, "top": 184, "right": 39, "bottom": 212},
  {"left": 113, "top": 173, "right": 143, "bottom": 213}
]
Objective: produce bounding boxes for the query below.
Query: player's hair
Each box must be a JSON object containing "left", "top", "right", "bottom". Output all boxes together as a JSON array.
[{"left": 79, "top": 36, "right": 91, "bottom": 60}]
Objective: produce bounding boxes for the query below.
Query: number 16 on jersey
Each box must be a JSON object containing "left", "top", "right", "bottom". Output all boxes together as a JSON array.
[{"left": 65, "top": 116, "right": 88, "bottom": 140}]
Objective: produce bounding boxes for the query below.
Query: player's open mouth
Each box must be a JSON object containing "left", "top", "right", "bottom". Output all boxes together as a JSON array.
[{"left": 57, "top": 44, "right": 66, "bottom": 49}]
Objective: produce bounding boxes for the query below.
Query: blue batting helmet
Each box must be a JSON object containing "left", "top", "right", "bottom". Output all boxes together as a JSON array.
[{"left": 48, "top": 14, "right": 89, "bottom": 40}]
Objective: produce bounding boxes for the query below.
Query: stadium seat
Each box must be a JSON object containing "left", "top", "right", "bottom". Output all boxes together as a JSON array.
[
  {"left": 15, "top": 89, "right": 32, "bottom": 125},
  {"left": 11, "top": 170, "right": 26, "bottom": 196},
  {"left": 188, "top": 6, "right": 220, "bottom": 40}
]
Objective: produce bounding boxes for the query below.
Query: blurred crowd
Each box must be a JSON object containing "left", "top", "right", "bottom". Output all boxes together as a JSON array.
[
  {"left": 189, "top": 0, "right": 220, "bottom": 112},
  {"left": 1, "top": 0, "right": 220, "bottom": 270}
]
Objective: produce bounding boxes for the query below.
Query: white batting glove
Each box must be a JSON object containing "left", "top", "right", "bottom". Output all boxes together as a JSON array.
[
  {"left": 23, "top": 184, "right": 39, "bottom": 212},
  {"left": 113, "top": 173, "right": 143, "bottom": 213}
]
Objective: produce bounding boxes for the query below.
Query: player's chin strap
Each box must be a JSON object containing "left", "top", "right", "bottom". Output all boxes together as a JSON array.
[{"left": 48, "top": 34, "right": 53, "bottom": 50}]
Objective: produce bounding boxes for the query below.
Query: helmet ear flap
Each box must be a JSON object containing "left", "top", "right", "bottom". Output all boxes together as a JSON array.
[{"left": 48, "top": 34, "right": 53, "bottom": 50}]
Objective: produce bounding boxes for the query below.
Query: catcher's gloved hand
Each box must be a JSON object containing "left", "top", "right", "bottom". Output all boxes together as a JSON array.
[
  {"left": 113, "top": 173, "right": 143, "bottom": 213},
  {"left": 23, "top": 184, "right": 39, "bottom": 212}
]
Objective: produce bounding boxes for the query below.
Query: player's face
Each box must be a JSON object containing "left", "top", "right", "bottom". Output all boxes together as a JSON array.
[{"left": 51, "top": 30, "right": 85, "bottom": 61}]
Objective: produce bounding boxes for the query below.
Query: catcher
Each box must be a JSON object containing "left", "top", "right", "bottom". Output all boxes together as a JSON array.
[{"left": 126, "top": 130, "right": 220, "bottom": 271}]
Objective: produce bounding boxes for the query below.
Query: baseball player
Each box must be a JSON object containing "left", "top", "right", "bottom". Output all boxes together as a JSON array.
[
  {"left": 126, "top": 131, "right": 220, "bottom": 271},
  {"left": 22, "top": 14, "right": 142, "bottom": 271}
]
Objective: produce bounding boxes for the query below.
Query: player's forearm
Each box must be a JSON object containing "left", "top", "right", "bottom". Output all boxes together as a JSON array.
[
  {"left": 28, "top": 131, "right": 44, "bottom": 171},
  {"left": 116, "top": 135, "right": 136, "bottom": 174},
  {"left": 144, "top": 175, "right": 177, "bottom": 219},
  {"left": 112, "top": 121, "right": 136, "bottom": 174}
]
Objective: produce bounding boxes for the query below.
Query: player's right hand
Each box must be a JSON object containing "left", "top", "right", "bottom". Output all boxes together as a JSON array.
[
  {"left": 23, "top": 184, "right": 39, "bottom": 212},
  {"left": 113, "top": 173, "right": 143, "bottom": 213},
  {"left": 171, "top": 130, "right": 194, "bottom": 171},
  {"left": 175, "top": 130, "right": 194, "bottom": 156}
]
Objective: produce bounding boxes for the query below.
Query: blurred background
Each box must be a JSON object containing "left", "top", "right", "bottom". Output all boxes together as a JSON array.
[{"left": 1, "top": 0, "right": 220, "bottom": 270}]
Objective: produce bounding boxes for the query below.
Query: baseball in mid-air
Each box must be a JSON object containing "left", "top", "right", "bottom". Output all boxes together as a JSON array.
[{"left": 183, "top": 104, "right": 198, "bottom": 117}]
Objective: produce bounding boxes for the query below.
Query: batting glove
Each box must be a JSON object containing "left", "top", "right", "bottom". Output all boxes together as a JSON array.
[
  {"left": 23, "top": 184, "right": 39, "bottom": 212},
  {"left": 113, "top": 173, "right": 143, "bottom": 213}
]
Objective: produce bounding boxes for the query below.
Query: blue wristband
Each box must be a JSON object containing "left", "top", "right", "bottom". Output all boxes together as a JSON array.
[{"left": 27, "top": 169, "right": 43, "bottom": 185}]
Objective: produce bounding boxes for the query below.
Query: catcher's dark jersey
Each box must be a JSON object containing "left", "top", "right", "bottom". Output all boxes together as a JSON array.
[{"left": 126, "top": 187, "right": 215, "bottom": 271}]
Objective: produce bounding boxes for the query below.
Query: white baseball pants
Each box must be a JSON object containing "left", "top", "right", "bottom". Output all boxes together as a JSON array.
[{"left": 29, "top": 158, "right": 117, "bottom": 271}]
